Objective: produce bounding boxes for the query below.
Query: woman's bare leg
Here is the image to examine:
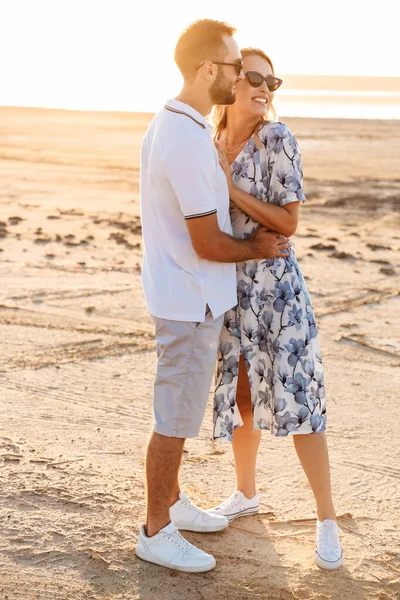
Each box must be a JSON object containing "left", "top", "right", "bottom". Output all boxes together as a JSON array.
[
  {"left": 293, "top": 432, "right": 336, "bottom": 521},
  {"left": 232, "top": 355, "right": 261, "bottom": 498}
]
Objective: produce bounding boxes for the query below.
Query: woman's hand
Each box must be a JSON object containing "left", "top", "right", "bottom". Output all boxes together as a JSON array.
[{"left": 215, "top": 142, "right": 235, "bottom": 195}]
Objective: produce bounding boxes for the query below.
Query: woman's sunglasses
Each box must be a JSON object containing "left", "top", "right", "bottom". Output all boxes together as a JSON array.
[{"left": 245, "top": 71, "right": 283, "bottom": 91}]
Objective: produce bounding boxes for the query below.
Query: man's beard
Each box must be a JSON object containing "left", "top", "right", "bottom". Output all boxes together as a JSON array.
[{"left": 209, "top": 70, "right": 236, "bottom": 105}]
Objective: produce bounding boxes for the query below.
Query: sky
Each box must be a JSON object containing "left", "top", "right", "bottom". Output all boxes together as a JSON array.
[{"left": 0, "top": 0, "right": 399, "bottom": 113}]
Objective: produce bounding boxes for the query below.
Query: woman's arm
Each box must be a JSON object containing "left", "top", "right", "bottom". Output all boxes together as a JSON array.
[
  {"left": 216, "top": 143, "right": 299, "bottom": 237},
  {"left": 229, "top": 183, "right": 299, "bottom": 237}
]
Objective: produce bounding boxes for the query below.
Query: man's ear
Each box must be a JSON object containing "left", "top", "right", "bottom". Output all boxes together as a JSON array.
[{"left": 199, "top": 61, "right": 216, "bottom": 81}]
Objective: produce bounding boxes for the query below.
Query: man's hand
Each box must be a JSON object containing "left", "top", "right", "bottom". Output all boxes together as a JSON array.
[{"left": 250, "top": 227, "right": 292, "bottom": 259}]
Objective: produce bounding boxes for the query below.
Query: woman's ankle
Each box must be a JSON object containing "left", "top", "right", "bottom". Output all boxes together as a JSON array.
[
  {"left": 237, "top": 486, "right": 257, "bottom": 499},
  {"left": 316, "top": 506, "right": 336, "bottom": 522}
]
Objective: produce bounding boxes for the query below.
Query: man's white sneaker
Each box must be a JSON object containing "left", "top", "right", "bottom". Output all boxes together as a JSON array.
[
  {"left": 207, "top": 491, "right": 260, "bottom": 522},
  {"left": 135, "top": 521, "right": 216, "bottom": 573},
  {"left": 315, "top": 519, "right": 343, "bottom": 570},
  {"left": 170, "top": 491, "right": 229, "bottom": 532}
]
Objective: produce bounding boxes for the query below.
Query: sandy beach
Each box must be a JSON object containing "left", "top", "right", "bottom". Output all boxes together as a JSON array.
[{"left": 0, "top": 106, "right": 399, "bottom": 600}]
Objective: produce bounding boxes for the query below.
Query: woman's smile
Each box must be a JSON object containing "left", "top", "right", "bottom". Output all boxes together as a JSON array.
[{"left": 252, "top": 96, "right": 268, "bottom": 106}]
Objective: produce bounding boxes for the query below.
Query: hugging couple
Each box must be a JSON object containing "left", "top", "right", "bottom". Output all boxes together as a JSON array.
[{"left": 137, "top": 18, "right": 343, "bottom": 573}]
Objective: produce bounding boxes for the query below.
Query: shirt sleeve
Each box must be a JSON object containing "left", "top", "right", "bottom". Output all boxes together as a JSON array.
[
  {"left": 263, "top": 122, "right": 306, "bottom": 207},
  {"left": 163, "top": 135, "right": 218, "bottom": 219}
]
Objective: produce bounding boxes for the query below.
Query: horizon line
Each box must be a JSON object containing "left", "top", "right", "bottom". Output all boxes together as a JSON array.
[{"left": 1, "top": 105, "right": 399, "bottom": 123}]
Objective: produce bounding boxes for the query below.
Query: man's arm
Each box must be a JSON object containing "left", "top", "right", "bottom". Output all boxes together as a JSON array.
[
  {"left": 164, "top": 136, "right": 291, "bottom": 261},
  {"left": 186, "top": 213, "right": 291, "bottom": 262}
]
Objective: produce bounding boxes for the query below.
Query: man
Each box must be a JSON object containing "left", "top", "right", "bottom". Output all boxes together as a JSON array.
[{"left": 136, "top": 19, "right": 291, "bottom": 573}]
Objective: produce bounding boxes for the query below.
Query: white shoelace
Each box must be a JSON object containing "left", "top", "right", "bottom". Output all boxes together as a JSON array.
[
  {"left": 217, "top": 491, "right": 242, "bottom": 511},
  {"left": 317, "top": 521, "right": 343, "bottom": 554},
  {"left": 163, "top": 528, "right": 196, "bottom": 554},
  {"left": 180, "top": 496, "right": 198, "bottom": 510}
]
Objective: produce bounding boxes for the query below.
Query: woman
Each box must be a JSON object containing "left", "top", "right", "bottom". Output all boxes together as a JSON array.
[{"left": 208, "top": 48, "right": 343, "bottom": 570}]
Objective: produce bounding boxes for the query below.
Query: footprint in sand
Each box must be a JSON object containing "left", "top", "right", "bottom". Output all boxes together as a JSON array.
[
  {"left": 380, "top": 266, "right": 396, "bottom": 276},
  {"left": 329, "top": 251, "right": 357, "bottom": 260},
  {"left": 310, "top": 243, "right": 337, "bottom": 251},
  {"left": 33, "top": 227, "right": 54, "bottom": 244},
  {"left": 109, "top": 232, "right": 140, "bottom": 250},
  {"left": 367, "top": 243, "right": 392, "bottom": 251},
  {"left": 371, "top": 259, "right": 392, "bottom": 265},
  {"left": 8, "top": 216, "right": 24, "bottom": 226},
  {"left": 34, "top": 238, "right": 52, "bottom": 244},
  {"left": 65, "top": 239, "right": 89, "bottom": 247},
  {"left": 62, "top": 234, "right": 87, "bottom": 247}
]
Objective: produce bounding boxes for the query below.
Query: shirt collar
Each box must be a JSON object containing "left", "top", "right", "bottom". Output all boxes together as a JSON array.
[{"left": 164, "top": 98, "right": 212, "bottom": 131}]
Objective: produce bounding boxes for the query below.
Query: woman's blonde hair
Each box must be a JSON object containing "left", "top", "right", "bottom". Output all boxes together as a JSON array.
[{"left": 211, "top": 47, "right": 277, "bottom": 147}]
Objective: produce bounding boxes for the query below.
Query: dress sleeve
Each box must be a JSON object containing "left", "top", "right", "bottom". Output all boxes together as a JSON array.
[
  {"left": 263, "top": 122, "right": 306, "bottom": 207},
  {"left": 163, "top": 135, "right": 218, "bottom": 219}
]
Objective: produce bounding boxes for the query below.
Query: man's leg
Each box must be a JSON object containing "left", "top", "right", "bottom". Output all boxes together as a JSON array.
[
  {"left": 145, "top": 432, "right": 185, "bottom": 537},
  {"left": 145, "top": 311, "right": 225, "bottom": 536},
  {"left": 136, "top": 312, "right": 227, "bottom": 572}
]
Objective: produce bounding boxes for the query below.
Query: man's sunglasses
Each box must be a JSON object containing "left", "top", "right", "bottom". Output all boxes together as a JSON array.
[
  {"left": 198, "top": 60, "right": 244, "bottom": 76},
  {"left": 213, "top": 60, "right": 244, "bottom": 76},
  {"left": 245, "top": 71, "right": 283, "bottom": 91}
]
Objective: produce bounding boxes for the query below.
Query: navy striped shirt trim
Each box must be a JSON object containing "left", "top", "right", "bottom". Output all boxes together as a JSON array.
[
  {"left": 164, "top": 105, "right": 206, "bottom": 129},
  {"left": 185, "top": 209, "right": 217, "bottom": 220}
]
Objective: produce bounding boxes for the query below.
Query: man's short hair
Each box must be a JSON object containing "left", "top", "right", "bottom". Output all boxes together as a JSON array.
[{"left": 175, "top": 19, "right": 236, "bottom": 80}]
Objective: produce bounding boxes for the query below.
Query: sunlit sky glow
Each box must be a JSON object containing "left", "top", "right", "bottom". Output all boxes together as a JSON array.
[{"left": 0, "top": 0, "right": 398, "bottom": 114}]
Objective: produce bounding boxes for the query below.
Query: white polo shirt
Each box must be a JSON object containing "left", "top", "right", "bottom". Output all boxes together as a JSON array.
[{"left": 140, "top": 98, "right": 237, "bottom": 322}]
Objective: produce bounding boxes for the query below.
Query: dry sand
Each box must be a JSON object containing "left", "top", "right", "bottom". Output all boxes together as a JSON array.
[{"left": 0, "top": 107, "right": 399, "bottom": 600}]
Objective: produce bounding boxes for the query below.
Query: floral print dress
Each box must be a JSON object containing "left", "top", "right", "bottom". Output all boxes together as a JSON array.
[{"left": 213, "top": 121, "right": 327, "bottom": 440}]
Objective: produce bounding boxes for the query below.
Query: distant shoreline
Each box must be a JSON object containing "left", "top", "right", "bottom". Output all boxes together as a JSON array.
[
  {"left": 279, "top": 74, "right": 400, "bottom": 92},
  {"left": 1, "top": 104, "right": 399, "bottom": 122}
]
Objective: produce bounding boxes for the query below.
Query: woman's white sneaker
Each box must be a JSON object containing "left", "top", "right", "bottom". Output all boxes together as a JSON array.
[
  {"left": 315, "top": 519, "right": 343, "bottom": 570},
  {"left": 207, "top": 491, "right": 260, "bottom": 522},
  {"left": 170, "top": 491, "right": 229, "bottom": 532},
  {"left": 135, "top": 521, "right": 216, "bottom": 573}
]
